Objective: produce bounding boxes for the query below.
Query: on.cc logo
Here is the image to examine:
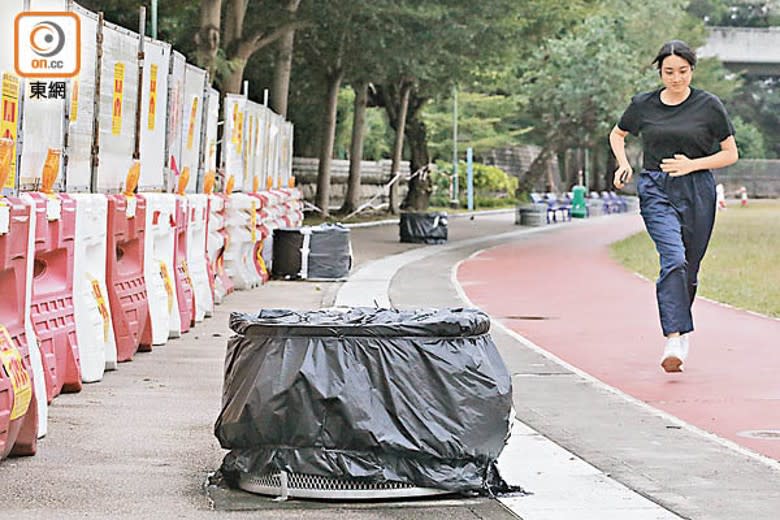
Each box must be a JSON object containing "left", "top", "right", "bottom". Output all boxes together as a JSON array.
[{"left": 29, "top": 21, "right": 66, "bottom": 57}]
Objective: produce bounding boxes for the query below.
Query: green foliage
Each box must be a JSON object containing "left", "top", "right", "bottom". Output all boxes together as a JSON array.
[
  {"left": 731, "top": 116, "right": 768, "bottom": 158},
  {"left": 430, "top": 160, "right": 518, "bottom": 207},
  {"left": 687, "top": 0, "right": 779, "bottom": 26},
  {"left": 729, "top": 78, "right": 780, "bottom": 158},
  {"left": 423, "top": 91, "right": 532, "bottom": 161},
  {"left": 691, "top": 58, "right": 743, "bottom": 102},
  {"left": 333, "top": 88, "right": 392, "bottom": 161}
]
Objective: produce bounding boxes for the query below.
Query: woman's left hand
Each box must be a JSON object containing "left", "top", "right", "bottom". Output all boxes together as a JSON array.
[{"left": 661, "top": 154, "right": 695, "bottom": 176}]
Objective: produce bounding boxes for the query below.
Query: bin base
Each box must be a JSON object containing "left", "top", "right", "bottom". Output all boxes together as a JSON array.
[{"left": 238, "top": 472, "right": 449, "bottom": 500}]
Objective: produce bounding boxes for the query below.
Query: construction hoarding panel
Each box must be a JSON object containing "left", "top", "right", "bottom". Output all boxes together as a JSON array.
[
  {"left": 65, "top": 4, "right": 99, "bottom": 192},
  {"left": 165, "top": 51, "right": 186, "bottom": 193},
  {"left": 138, "top": 38, "right": 171, "bottom": 191},
  {"left": 180, "top": 64, "right": 206, "bottom": 194},
  {"left": 222, "top": 95, "right": 246, "bottom": 192},
  {"left": 96, "top": 22, "right": 139, "bottom": 193}
]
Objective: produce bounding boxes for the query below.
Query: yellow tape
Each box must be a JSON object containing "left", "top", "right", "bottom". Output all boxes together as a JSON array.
[{"left": 0, "top": 324, "right": 32, "bottom": 421}]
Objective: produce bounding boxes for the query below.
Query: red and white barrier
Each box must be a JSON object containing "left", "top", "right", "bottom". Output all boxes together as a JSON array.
[
  {"left": 171, "top": 196, "right": 194, "bottom": 336},
  {"left": 24, "top": 192, "right": 82, "bottom": 400},
  {"left": 0, "top": 195, "right": 39, "bottom": 458},
  {"left": 106, "top": 194, "right": 149, "bottom": 362}
]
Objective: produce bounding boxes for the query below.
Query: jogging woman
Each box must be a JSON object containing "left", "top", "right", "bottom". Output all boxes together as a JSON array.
[{"left": 609, "top": 40, "right": 739, "bottom": 373}]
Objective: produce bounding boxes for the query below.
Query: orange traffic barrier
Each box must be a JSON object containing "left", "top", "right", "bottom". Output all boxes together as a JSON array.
[{"left": 0, "top": 195, "right": 39, "bottom": 459}]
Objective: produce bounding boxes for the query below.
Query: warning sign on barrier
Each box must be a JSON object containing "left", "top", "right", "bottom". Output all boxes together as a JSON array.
[
  {"left": 89, "top": 277, "right": 110, "bottom": 343},
  {"left": 112, "top": 62, "right": 125, "bottom": 136},
  {"left": 160, "top": 261, "right": 174, "bottom": 313},
  {"left": 182, "top": 259, "right": 193, "bottom": 289},
  {"left": 1, "top": 73, "right": 19, "bottom": 189},
  {"left": 148, "top": 64, "right": 157, "bottom": 131},
  {"left": 186, "top": 97, "right": 198, "bottom": 150},
  {"left": 0, "top": 324, "right": 32, "bottom": 421},
  {"left": 250, "top": 201, "right": 257, "bottom": 242},
  {"left": 70, "top": 80, "right": 79, "bottom": 123}
]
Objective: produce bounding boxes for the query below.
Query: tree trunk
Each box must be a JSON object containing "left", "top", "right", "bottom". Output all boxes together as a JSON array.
[
  {"left": 389, "top": 82, "right": 411, "bottom": 214},
  {"left": 194, "top": 0, "right": 221, "bottom": 78},
  {"left": 340, "top": 81, "right": 368, "bottom": 214},
  {"left": 517, "top": 144, "right": 554, "bottom": 196},
  {"left": 224, "top": 0, "right": 247, "bottom": 47},
  {"left": 315, "top": 69, "right": 343, "bottom": 217},
  {"left": 271, "top": 0, "right": 301, "bottom": 117},
  {"left": 222, "top": 60, "right": 247, "bottom": 94},
  {"left": 401, "top": 116, "right": 431, "bottom": 210}
]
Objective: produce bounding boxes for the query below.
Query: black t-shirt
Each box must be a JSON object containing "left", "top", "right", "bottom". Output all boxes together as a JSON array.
[{"left": 617, "top": 87, "right": 734, "bottom": 172}]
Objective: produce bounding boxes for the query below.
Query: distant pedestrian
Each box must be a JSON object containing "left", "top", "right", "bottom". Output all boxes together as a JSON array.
[
  {"left": 609, "top": 40, "right": 739, "bottom": 373},
  {"left": 716, "top": 183, "right": 726, "bottom": 210}
]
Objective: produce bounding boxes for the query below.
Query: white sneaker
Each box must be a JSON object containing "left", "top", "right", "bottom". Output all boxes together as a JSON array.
[{"left": 661, "top": 336, "right": 685, "bottom": 373}]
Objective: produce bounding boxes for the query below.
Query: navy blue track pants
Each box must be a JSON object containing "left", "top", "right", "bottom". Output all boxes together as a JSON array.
[{"left": 637, "top": 170, "right": 716, "bottom": 336}]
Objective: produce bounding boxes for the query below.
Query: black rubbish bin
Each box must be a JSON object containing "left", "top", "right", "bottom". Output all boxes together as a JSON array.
[
  {"left": 215, "top": 307, "right": 515, "bottom": 498},
  {"left": 399, "top": 212, "right": 448, "bottom": 244},
  {"left": 272, "top": 224, "right": 352, "bottom": 280}
]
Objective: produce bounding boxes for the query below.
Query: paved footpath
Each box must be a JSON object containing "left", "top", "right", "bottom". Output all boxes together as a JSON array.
[{"left": 2, "top": 210, "right": 779, "bottom": 519}]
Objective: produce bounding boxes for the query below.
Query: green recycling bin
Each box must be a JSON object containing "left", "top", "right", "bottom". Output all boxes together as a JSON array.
[{"left": 571, "top": 186, "right": 588, "bottom": 218}]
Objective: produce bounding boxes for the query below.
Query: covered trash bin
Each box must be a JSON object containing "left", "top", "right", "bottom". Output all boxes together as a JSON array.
[
  {"left": 215, "top": 307, "right": 515, "bottom": 499},
  {"left": 570, "top": 186, "right": 588, "bottom": 219},
  {"left": 399, "top": 212, "right": 448, "bottom": 244},
  {"left": 272, "top": 224, "right": 352, "bottom": 280}
]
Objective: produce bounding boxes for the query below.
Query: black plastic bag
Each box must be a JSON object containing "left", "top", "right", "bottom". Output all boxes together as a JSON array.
[
  {"left": 215, "top": 307, "right": 514, "bottom": 493},
  {"left": 399, "top": 212, "right": 448, "bottom": 244},
  {"left": 272, "top": 224, "right": 352, "bottom": 280}
]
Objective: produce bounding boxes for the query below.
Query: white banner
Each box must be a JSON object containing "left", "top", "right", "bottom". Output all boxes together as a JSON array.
[
  {"left": 180, "top": 64, "right": 206, "bottom": 193},
  {"left": 138, "top": 38, "right": 171, "bottom": 191},
  {"left": 203, "top": 87, "right": 219, "bottom": 178},
  {"left": 165, "top": 51, "right": 186, "bottom": 193},
  {"left": 65, "top": 3, "right": 98, "bottom": 192},
  {"left": 222, "top": 94, "right": 246, "bottom": 192},
  {"left": 95, "top": 22, "right": 139, "bottom": 193}
]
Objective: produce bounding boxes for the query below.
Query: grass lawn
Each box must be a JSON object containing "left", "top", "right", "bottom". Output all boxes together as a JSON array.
[{"left": 610, "top": 199, "right": 780, "bottom": 319}]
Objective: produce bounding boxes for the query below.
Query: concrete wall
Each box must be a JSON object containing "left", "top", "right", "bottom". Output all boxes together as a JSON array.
[
  {"left": 293, "top": 157, "right": 409, "bottom": 209},
  {"left": 699, "top": 27, "right": 780, "bottom": 76},
  {"left": 714, "top": 159, "right": 780, "bottom": 198}
]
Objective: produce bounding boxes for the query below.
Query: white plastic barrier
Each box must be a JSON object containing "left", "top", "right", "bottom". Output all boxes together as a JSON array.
[
  {"left": 224, "top": 193, "right": 260, "bottom": 290},
  {"left": 142, "top": 193, "right": 178, "bottom": 345},
  {"left": 20, "top": 196, "right": 48, "bottom": 437},
  {"left": 71, "top": 194, "right": 117, "bottom": 382},
  {"left": 186, "top": 194, "right": 213, "bottom": 321},
  {"left": 207, "top": 194, "right": 227, "bottom": 304}
]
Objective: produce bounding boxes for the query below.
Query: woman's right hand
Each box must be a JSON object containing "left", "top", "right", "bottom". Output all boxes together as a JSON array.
[{"left": 613, "top": 164, "right": 633, "bottom": 190}]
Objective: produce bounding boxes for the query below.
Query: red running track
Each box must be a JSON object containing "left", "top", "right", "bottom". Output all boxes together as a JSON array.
[{"left": 458, "top": 214, "right": 780, "bottom": 461}]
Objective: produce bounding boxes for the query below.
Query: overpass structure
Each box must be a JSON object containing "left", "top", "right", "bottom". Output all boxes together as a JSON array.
[{"left": 699, "top": 26, "right": 780, "bottom": 76}]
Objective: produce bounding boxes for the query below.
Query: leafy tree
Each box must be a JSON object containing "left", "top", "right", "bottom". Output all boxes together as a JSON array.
[{"left": 731, "top": 116, "right": 767, "bottom": 158}]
